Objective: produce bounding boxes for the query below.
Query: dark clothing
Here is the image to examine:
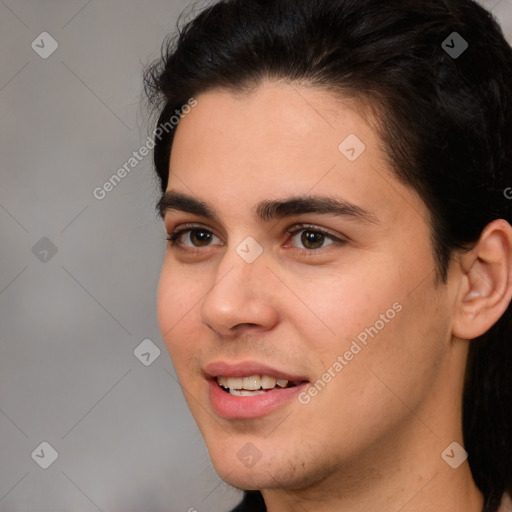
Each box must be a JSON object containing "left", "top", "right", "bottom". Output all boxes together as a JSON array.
[{"left": 230, "top": 491, "right": 266, "bottom": 512}]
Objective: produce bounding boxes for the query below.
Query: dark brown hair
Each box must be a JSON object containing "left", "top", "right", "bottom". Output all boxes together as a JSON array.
[{"left": 144, "top": 1, "right": 512, "bottom": 509}]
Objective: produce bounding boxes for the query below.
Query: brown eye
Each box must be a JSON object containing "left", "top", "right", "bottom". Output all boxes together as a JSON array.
[
  {"left": 288, "top": 227, "right": 337, "bottom": 251},
  {"left": 300, "top": 230, "right": 326, "bottom": 249},
  {"left": 188, "top": 229, "right": 213, "bottom": 247},
  {"left": 167, "top": 226, "right": 221, "bottom": 248}
]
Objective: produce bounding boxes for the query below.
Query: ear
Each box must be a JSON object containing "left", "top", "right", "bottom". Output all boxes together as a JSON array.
[{"left": 452, "top": 219, "right": 512, "bottom": 340}]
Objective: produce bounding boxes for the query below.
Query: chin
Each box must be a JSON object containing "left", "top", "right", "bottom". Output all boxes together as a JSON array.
[
  {"left": 217, "top": 470, "right": 270, "bottom": 491},
  {"left": 207, "top": 441, "right": 315, "bottom": 493}
]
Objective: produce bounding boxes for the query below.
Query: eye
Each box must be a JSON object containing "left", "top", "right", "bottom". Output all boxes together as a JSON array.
[
  {"left": 285, "top": 224, "right": 346, "bottom": 252},
  {"left": 166, "top": 224, "right": 222, "bottom": 250}
]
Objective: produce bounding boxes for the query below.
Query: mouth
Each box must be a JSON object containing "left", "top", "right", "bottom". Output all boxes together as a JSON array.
[
  {"left": 204, "top": 361, "right": 309, "bottom": 419},
  {"left": 215, "top": 375, "right": 305, "bottom": 396}
]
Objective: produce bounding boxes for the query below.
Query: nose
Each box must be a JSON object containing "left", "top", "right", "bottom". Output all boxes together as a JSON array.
[{"left": 200, "top": 245, "right": 279, "bottom": 337}]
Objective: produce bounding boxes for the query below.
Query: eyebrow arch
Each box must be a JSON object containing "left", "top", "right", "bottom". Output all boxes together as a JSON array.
[{"left": 158, "top": 190, "right": 379, "bottom": 225}]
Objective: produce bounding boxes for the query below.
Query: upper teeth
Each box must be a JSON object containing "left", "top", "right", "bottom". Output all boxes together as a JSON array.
[{"left": 217, "top": 375, "right": 290, "bottom": 390}]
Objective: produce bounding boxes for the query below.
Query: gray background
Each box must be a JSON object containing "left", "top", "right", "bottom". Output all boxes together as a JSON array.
[{"left": 0, "top": 0, "right": 511, "bottom": 511}]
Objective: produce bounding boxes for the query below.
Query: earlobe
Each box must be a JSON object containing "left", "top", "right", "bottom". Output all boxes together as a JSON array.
[{"left": 452, "top": 219, "right": 512, "bottom": 340}]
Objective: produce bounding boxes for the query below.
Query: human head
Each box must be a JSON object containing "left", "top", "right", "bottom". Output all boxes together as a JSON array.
[{"left": 144, "top": 1, "right": 512, "bottom": 510}]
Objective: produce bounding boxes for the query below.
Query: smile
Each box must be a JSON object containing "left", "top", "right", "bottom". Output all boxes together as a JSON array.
[
  {"left": 204, "top": 362, "right": 309, "bottom": 419},
  {"left": 216, "top": 375, "right": 302, "bottom": 396}
]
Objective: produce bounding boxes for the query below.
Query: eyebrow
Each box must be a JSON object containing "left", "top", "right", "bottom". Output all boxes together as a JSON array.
[{"left": 157, "top": 190, "right": 379, "bottom": 225}]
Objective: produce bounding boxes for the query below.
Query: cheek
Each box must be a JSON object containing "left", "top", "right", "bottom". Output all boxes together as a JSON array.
[
  {"left": 295, "top": 256, "right": 444, "bottom": 398},
  {"left": 315, "top": 284, "right": 447, "bottom": 432},
  {"left": 156, "top": 263, "right": 200, "bottom": 360},
  {"left": 286, "top": 266, "right": 402, "bottom": 357},
  {"left": 156, "top": 266, "right": 176, "bottom": 339}
]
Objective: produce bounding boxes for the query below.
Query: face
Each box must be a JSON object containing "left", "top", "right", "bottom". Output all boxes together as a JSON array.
[{"left": 157, "top": 81, "right": 459, "bottom": 491}]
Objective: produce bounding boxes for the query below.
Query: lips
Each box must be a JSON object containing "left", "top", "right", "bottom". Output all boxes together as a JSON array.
[
  {"left": 204, "top": 361, "right": 309, "bottom": 382},
  {"left": 204, "top": 361, "right": 309, "bottom": 419}
]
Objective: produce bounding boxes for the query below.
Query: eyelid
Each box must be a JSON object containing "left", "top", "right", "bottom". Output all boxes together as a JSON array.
[
  {"left": 285, "top": 223, "right": 345, "bottom": 242},
  {"left": 166, "top": 222, "right": 224, "bottom": 249},
  {"left": 284, "top": 223, "right": 347, "bottom": 255},
  {"left": 166, "top": 222, "right": 347, "bottom": 253}
]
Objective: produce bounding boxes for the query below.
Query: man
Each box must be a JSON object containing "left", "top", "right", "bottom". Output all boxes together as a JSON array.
[{"left": 144, "top": 1, "right": 512, "bottom": 510}]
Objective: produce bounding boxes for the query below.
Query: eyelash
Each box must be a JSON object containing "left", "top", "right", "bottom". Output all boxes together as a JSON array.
[{"left": 166, "top": 223, "right": 347, "bottom": 256}]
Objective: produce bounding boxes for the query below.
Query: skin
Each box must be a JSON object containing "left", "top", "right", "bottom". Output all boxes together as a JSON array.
[{"left": 157, "top": 80, "right": 512, "bottom": 512}]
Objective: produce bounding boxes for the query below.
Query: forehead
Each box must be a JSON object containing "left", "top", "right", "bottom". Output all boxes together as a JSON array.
[
  {"left": 170, "top": 81, "right": 373, "bottom": 175},
  {"left": 167, "top": 81, "right": 428, "bottom": 229}
]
